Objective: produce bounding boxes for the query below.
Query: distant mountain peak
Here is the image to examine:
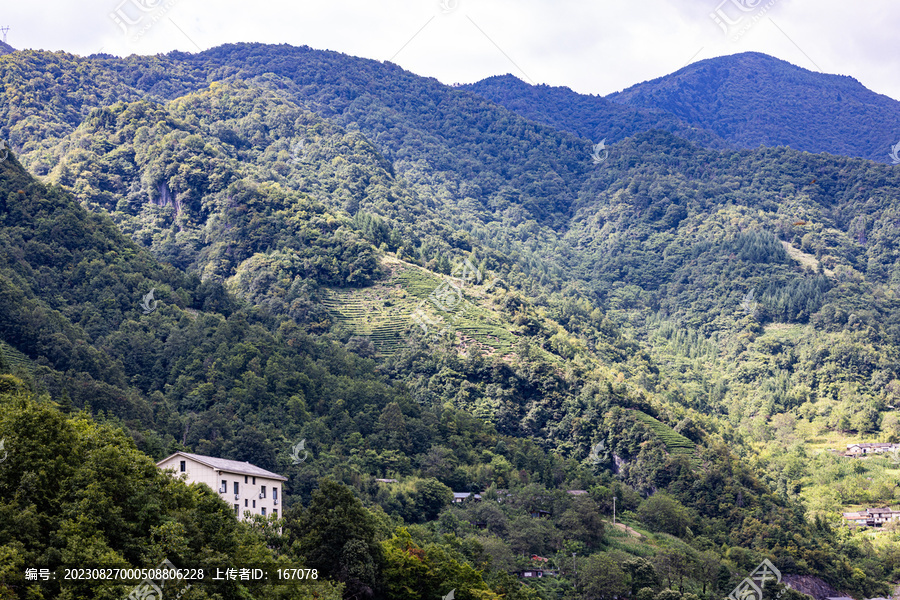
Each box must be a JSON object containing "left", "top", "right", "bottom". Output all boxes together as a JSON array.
[{"left": 467, "top": 51, "right": 900, "bottom": 162}]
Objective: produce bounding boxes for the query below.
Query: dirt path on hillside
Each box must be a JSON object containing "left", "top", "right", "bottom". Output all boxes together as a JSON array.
[{"left": 611, "top": 522, "right": 643, "bottom": 538}]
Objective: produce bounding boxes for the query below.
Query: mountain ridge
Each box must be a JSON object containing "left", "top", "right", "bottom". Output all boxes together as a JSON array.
[{"left": 466, "top": 51, "right": 900, "bottom": 163}]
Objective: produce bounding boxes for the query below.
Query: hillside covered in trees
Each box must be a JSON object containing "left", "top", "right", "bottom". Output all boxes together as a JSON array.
[
  {"left": 2, "top": 43, "right": 900, "bottom": 599},
  {"left": 467, "top": 52, "right": 900, "bottom": 163}
]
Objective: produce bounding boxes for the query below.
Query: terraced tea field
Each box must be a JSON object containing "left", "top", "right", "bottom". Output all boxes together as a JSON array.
[
  {"left": 0, "top": 341, "right": 33, "bottom": 374},
  {"left": 323, "top": 257, "right": 518, "bottom": 357},
  {"left": 322, "top": 283, "right": 413, "bottom": 355},
  {"left": 631, "top": 409, "right": 700, "bottom": 467}
]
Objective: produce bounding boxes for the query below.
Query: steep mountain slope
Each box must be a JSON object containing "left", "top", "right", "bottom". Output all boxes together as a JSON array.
[
  {"left": 561, "top": 130, "right": 900, "bottom": 440},
  {"left": 0, "top": 140, "right": 656, "bottom": 491},
  {"left": 1, "top": 139, "right": 888, "bottom": 600},
  {"left": 4, "top": 45, "right": 590, "bottom": 230},
  {"left": 3, "top": 46, "right": 598, "bottom": 314},
  {"left": 5, "top": 45, "right": 900, "bottom": 445}
]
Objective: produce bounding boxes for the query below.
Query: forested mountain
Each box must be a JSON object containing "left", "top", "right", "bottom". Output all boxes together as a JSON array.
[
  {"left": 467, "top": 52, "right": 900, "bottom": 163},
  {"left": 2, "top": 43, "right": 900, "bottom": 599},
  {"left": 462, "top": 74, "right": 730, "bottom": 150}
]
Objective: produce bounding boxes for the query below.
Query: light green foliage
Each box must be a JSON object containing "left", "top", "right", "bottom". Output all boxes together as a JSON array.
[
  {"left": 379, "top": 528, "right": 501, "bottom": 600},
  {"left": 326, "top": 260, "right": 517, "bottom": 357}
]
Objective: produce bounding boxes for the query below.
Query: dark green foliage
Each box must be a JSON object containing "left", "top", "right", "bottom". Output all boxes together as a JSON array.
[
  {"left": 1, "top": 42, "right": 899, "bottom": 600},
  {"left": 463, "top": 74, "right": 729, "bottom": 151},
  {"left": 557, "top": 496, "right": 606, "bottom": 549},
  {"left": 606, "top": 52, "right": 900, "bottom": 162},
  {"left": 623, "top": 557, "right": 662, "bottom": 595},
  {"left": 579, "top": 553, "right": 628, "bottom": 600},
  {"left": 411, "top": 478, "right": 453, "bottom": 522},
  {"left": 287, "top": 479, "right": 381, "bottom": 597}
]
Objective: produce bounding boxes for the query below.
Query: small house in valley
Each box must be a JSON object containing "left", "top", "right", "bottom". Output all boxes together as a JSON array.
[
  {"left": 519, "top": 570, "right": 546, "bottom": 578},
  {"left": 517, "top": 569, "right": 558, "bottom": 578}
]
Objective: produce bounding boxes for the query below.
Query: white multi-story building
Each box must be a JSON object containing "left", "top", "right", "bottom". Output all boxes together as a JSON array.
[{"left": 157, "top": 451, "right": 287, "bottom": 521}]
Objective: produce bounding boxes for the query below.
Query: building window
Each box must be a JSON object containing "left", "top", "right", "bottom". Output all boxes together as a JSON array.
[
  {"left": 245, "top": 499, "right": 248, "bottom": 507},
  {"left": 261, "top": 486, "right": 266, "bottom": 498},
  {"left": 273, "top": 509, "right": 278, "bottom": 518},
  {"left": 180, "top": 460, "right": 186, "bottom": 472},
  {"left": 234, "top": 481, "right": 239, "bottom": 495},
  {"left": 234, "top": 504, "right": 239, "bottom": 514},
  {"left": 221, "top": 480, "right": 227, "bottom": 493},
  {"left": 273, "top": 488, "right": 278, "bottom": 501},
  {"left": 252, "top": 500, "right": 256, "bottom": 508},
  {"left": 261, "top": 507, "right": 266, "bottom": 516},
  {"left": 244, "top": 475, "right": 248, "bottom": 484}
]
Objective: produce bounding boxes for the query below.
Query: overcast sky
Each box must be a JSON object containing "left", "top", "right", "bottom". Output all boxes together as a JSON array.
[{"left": 4, "top": 0, "right": 900, "bottom": 100}]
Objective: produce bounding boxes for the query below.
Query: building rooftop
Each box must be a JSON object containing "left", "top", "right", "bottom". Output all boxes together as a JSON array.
[
  {"left": 453, "top": 492, "right": 482, "bottom": 500},
  {"left": 851, "top": 442, "right": 895, "bottom": 446},
  {"left": 158, "top": 451, "right": 287, "bottom": 481}
]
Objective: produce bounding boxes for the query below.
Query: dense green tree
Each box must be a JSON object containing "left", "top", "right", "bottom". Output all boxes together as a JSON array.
[
  {"left": 411, "top": 478, "right": 453, "bottom": 523},
  {"left": 558, "top": 496, "right": 606, "bottom": 549},
  {"left": 637, "top": 493, "right": 693, "bottom": 537},
  {"left": 579, "top": 554, "right": 627, "bottom": 600},
  {"left": 288, "top": 479, "right": 382, "bottom": 598},
  {"left": 623, "top": 557, "right": 661, "bottom": 595},
  {"left": 379, "top": 529, "right": 500, "bottom": 600},
  {"left": 1, "top": 42, "right": 898, "bottom": 600},
  {"left": 0, "top": 386, "right": 340, "bottom": 600}
]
